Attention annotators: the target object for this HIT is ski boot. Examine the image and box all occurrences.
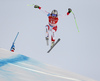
[45,36,49,46]
[51,41,55,48]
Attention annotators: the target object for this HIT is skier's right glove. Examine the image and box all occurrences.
[34,5,41,9]
[67,8,72,15]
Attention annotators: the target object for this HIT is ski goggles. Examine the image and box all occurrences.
[51,14,57,17]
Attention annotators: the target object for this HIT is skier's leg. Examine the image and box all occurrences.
[51,26,57,46]
[45,25,50,40]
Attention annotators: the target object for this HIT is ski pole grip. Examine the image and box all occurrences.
[67,8,72,15]
[68,8,72,13]
[34,5,41,9]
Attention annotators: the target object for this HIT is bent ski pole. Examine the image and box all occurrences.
[71,11,80,32]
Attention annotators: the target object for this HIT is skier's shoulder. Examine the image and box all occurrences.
[47,13,50,17]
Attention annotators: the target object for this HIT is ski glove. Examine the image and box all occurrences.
[67,8,72,15]
[34,5,41,9]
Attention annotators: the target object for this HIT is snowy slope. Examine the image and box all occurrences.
[0,48,96,81]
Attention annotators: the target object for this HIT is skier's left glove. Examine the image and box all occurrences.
[34,5,41,9]
[67,8,72,15]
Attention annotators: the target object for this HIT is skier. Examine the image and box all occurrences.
[34,5,72,47]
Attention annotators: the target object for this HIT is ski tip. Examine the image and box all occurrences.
[47,50,50,53]
[57,38,61,41]
[58,38,61,40]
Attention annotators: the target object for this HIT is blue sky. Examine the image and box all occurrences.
[0,0,100,81]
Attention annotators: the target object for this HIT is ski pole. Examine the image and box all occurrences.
[71,11,80,32]
[27,4,35,6]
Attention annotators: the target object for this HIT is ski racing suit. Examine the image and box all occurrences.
[45,13,58,42]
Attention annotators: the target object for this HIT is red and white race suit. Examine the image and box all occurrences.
[45,13,59,42]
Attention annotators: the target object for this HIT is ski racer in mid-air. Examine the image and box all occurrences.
[34,5,72,47]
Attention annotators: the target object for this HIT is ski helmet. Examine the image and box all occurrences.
[51,10,58,17]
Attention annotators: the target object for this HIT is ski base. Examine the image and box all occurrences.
[47,38,60,53]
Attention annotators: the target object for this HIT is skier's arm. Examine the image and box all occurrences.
[58,8,72,18]
[34,5,49,15]
[34,5,41,9]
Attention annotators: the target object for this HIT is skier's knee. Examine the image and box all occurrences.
[51,36,55,42]
[52,29,56,33]
[45,25,50,30]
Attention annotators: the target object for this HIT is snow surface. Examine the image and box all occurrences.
[0,48,96,81]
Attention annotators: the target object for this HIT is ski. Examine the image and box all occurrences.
[47,38,60,53]
[10,32,19,51]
